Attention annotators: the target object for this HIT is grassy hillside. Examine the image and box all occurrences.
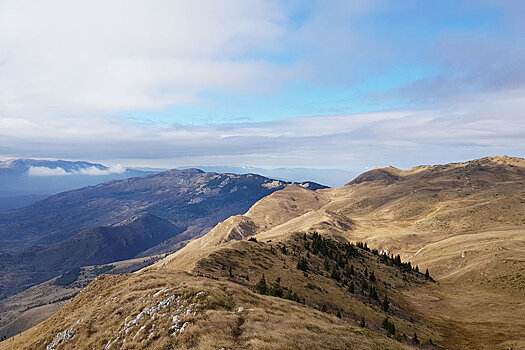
[2,156,523,349]
[0,270,416,350]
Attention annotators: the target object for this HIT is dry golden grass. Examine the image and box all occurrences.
[159,155,525,349]
[0,255,164,340]
[0,269,414,350]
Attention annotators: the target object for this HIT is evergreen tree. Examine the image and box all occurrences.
[425,268,430,280]
[255,275,268,295]
[360,317,366,328]
[369,270,376,282]
[269,277,284,298]
[381,296,390,312]
[362,278,369,291]
[331,267,341,281]
[324,259,330,271]
[369,286,379,301]
[281,244,287,255]
[297,256,309,272]
[413,332,420,345]
[382,317,396,335]
[350,264,355,275]
[395,254,402,265]
[348,282,355,294]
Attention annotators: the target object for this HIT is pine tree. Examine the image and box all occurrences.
[255,275,268,295]
[381,296,390,312]
[425,268,430,280]
[281,244,287,255]
[324,259,330,271]
[297,256,309,272]
[413,332,419,345]
[269,277,284,298]
[360,316,366,328]
[362,278,369,291]
[395,254,401,265]
[369,286,379,301]
[369,270,376,282]
[331,267,341,281]
[348,282,355,294]
[382,317,396,335]
[350,264,355,275]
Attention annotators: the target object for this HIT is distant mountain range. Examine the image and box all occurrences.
[0,159,157,211]
[179,165,354,188]
[0,159,350,211]
[0,167,326,299]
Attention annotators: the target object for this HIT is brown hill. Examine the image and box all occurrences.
[160,155,525,349]
[2,156,524,350]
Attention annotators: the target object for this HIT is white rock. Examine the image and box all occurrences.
[47,328,75,350]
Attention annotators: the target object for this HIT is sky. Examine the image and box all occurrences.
[0,0,524,175]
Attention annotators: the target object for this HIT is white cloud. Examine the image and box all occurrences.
[0,0,290,117]
[27,164,126,176]
[76,164,126,176]
[7,87,523,172]
[27,166,69,176]
[1,1,523,171]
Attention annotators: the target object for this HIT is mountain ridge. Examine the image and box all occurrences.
[0,168,326,300]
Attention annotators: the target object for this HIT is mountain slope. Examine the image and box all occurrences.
[0,169,325,299]
[162,155,525,349]
[0,269,416,350]
[0,255,162,341]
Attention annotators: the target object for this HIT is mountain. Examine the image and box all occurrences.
[179,165,354,188]
[171,155,523,349]
[0,159,157,211]
[0,168,326,299]
[2,156,523,349]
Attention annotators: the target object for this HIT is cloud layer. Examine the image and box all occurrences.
[27,164,126,177]
[6,90,524,172]
[0,1,523,170]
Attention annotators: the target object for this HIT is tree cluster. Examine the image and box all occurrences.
[255,275,301,303]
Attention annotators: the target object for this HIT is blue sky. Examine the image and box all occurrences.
[0,0,523,175]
